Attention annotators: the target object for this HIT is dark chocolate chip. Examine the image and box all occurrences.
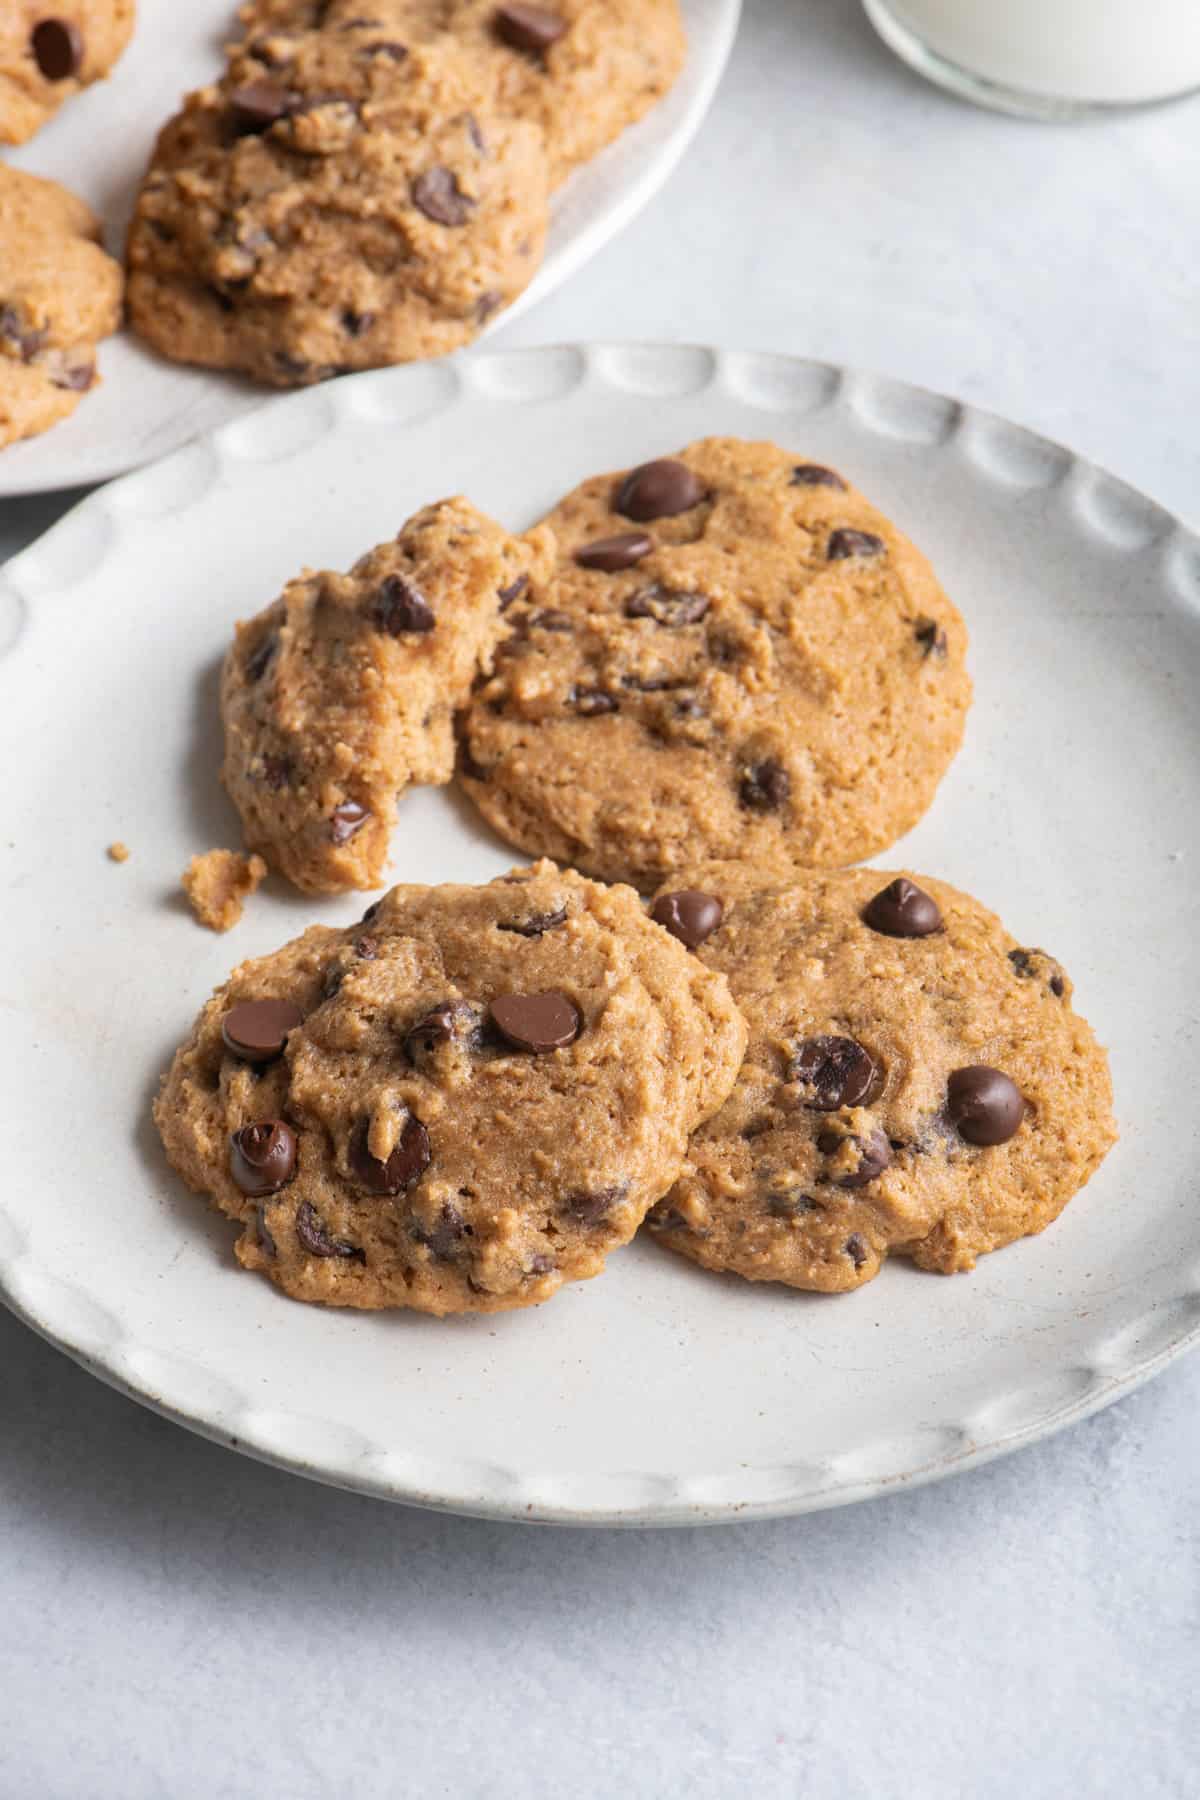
[914,616,948,659]
[31,18,84,80]
[488,991,581,1053]
[946,1066,1025,1147]
[498,907,567,938]
[230,1120,297,1196]
[766,1190,818,1218]
[0,305,44,362]
[296,1200,362,1259]
[330,801,369,844]
[221,998,303,1063]
[845,1232,870,1270]
[562,1185,625,1225]
[494,5,567,52]
[364,39,408,60]
[625,584,710,627]
[790,463,847,490]
[497,573,529,610]
[341,308,375,336]
[261,753,290,790]
[651,890,724,950]
[739,759,790,812]
[615,459,708,523]
[819,1127,892,1188]
[229,81,299,133]
[51,362,94,392]
[862,877,943,939]
[574,531,653,572]
[403,1000,487,1066]
[413,1201,467,1259]
[349,1112,431,1196]
[789,1036,882,1110]
[245,633,277,682]
[475,289,503,323]
[572,687,618,716]
[1008,947,1067,998]
[412,166,473,226]
[373,573,434,634]
[828,529,885,561]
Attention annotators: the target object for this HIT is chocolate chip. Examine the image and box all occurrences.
[562,1186,625,1225]
[245,634,277,682]
[31,18,83,80]
[498,908,567,938]
[230,1120,297,1196]
[789,1036,882,1110]
[0,305,44,362]
[341,308,375,336]
[364,39,407,60]
[819,1127,892,1188]
[403,1000,487,1066]
[529,608,574,632]
[738,759,790,812]
[261,753,290,790]
[827,529,885,561]
[651,890,724,950]
[791,463,847,490]
[845,1233,870,1270]
[221,999,303,1063]
[488,992,581,1053]
[526,1253,556,1275]
[862,877,943,939]
[330,801,369,844]
[296,1200,362,1259]
[372,574,434,634]
[574,532,653,572]
[362,901,381,923]
[914,616,948,659]
[475,289,503,323]
[494,4,567,52]
[349,1113,431,1196]
[1008,948,1066,998]
[625,584,711,627]
[497,573,529,610]
[572,687,618,716]
[229,81,299,133]
[946,1066,1025,1147]
[412,166,473,226]
[413,1201,467,1259]
[51,362,94,393]
[766,1190,818,1218]
[615,459,708,523]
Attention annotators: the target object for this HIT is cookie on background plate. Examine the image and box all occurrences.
[154,862,747,1315]
[0,165,123,448]
[0,3,135,144]
[644,863,1116,1291]
[459,437,972,889]
[221,498,554,894]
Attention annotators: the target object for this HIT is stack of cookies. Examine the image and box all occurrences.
[155,437,1117,1315]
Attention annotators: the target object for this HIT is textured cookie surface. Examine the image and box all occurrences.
[126,32,547,385]
[221,498,550,894]
[459,438,972,889]
[0,165,123,448]
[645,864,1116,1291]
[0,3,135,144]
[154,862,747,1314]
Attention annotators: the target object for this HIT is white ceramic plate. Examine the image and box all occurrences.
[2,343,1199,1526]
[0,0,739,497]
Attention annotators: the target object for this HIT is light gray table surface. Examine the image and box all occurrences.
[2,3,1197,1796]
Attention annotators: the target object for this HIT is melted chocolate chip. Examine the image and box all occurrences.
[497,573,529,610]
[819,1127,892,1188]
[845,1232,870,1270]
[738,759,790,812]
[229,81,299,133]
[572,687,618,716]
[789,1036,882,1110]
[574,532,653,572]
[31,18,84,80]
[651,890,724,950]
[625,584,711,627]
[946,1066,1025,1146]
[498,907,567,938]
[403,1000,484,1066]
[349,1113,431,1196]
[488,991,581,1053]
[790,463,847,490]
[412,166,473,226]
[221,999,303,1063]
[862,877,943,939]
[562,1185,625,1225]
[475,289,503,323]
[494,5,567,52]
[0,305,44,362]
[230,1120,297,1196]
[261,753,290,790]
[1008,948,1066,998]
[914,616,948,659]
[413,1201,467,1259]
[329,801,369,844]
[51,362,94,393]
[827,529,885,561]
[615,459,708,523]
[296,1200,362,1259]
[341,308,375,336]
[373,573,434,634]
[766,1190,818,1218]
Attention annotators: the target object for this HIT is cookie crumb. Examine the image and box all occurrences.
[107,841,131,863]
[182,849,268,932]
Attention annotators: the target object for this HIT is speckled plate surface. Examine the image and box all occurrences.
[1,343,1197,1525]
[0,0,739,497]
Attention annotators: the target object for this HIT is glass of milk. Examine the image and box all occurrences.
[862,0,1200,116]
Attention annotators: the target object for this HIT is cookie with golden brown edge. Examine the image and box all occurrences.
[221,498,553,894]
[644,864,1116,1291]
[0,3,135,144]
[458,438,972,889]
[154,861,747,1314]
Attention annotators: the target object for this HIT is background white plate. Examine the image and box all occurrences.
[0,0,739,497]
[1,342,1198,1526]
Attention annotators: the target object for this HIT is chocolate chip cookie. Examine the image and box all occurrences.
[154,861,747,1314]
[458,438,973,889]
[0,165,123,448]
[0,4,135,144]
[644,864,1116,1291]
[126,31,548,385]
[221,498,552,894]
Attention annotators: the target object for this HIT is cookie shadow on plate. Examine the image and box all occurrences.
[181,651,244,851]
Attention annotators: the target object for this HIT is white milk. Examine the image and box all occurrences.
[875,0,1200,105]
